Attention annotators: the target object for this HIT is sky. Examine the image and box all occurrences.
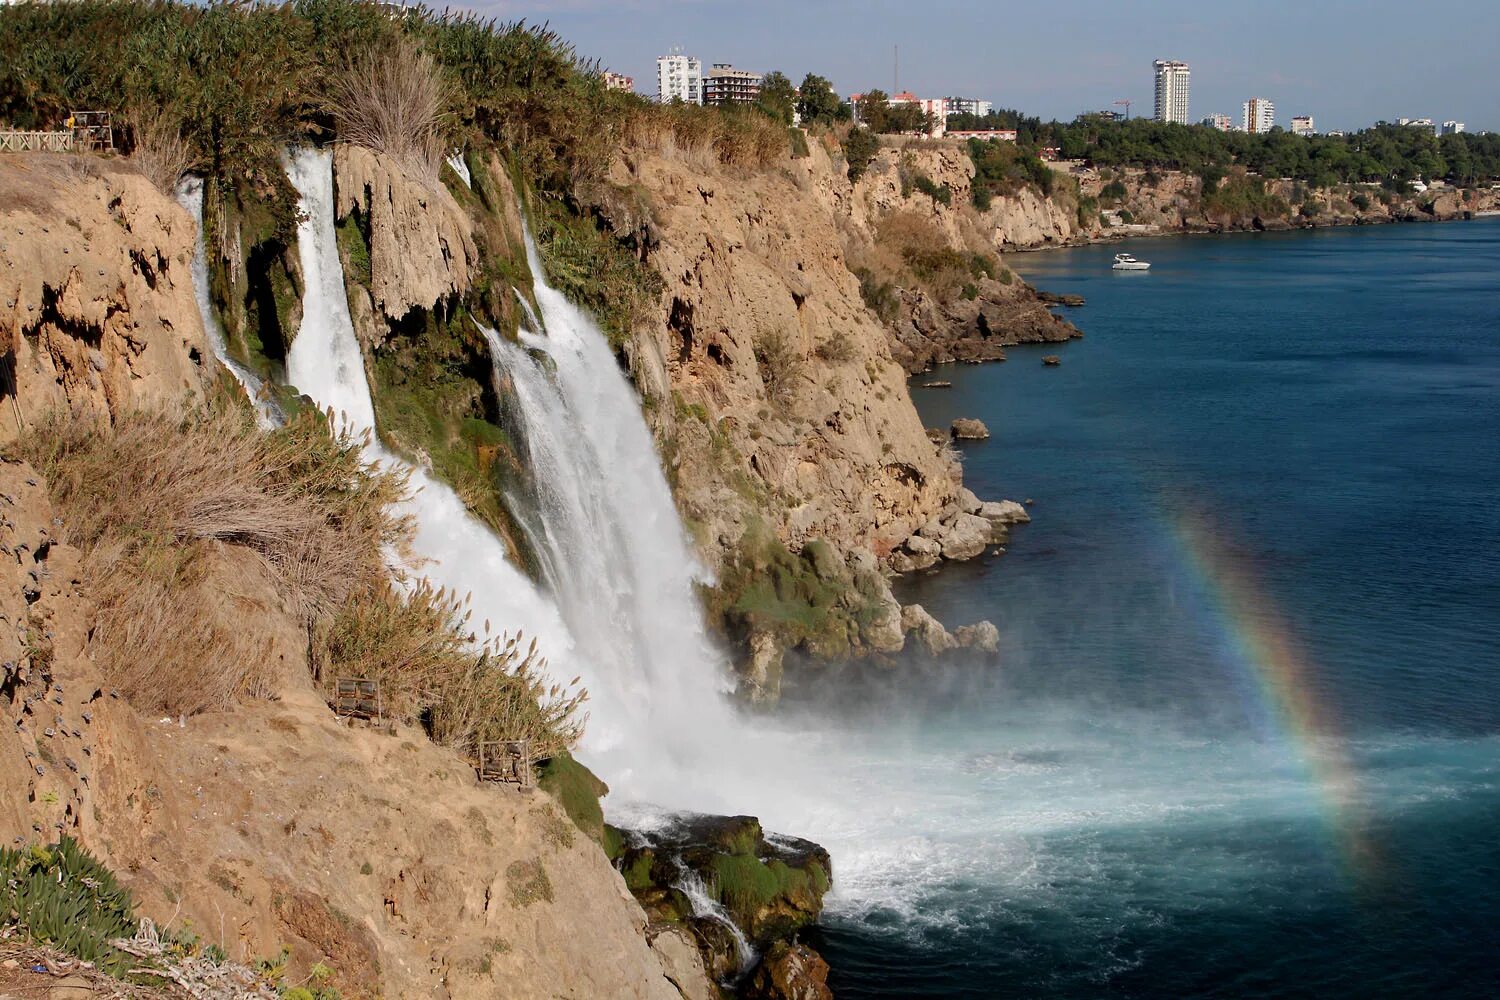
[461,0,1499,133]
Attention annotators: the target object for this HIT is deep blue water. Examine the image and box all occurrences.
[796,222,1500,999]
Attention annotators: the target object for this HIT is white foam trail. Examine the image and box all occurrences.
[174,177,278,428]
[446,151,472,189]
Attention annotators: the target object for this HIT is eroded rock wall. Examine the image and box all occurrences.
[0,156,211,444]
[611,142,958,567]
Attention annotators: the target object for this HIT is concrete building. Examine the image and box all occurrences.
[656,51,703,104]
[1153,60,1191,124]
[947,129,1017,142]
[603,72,634,94]
[703,64,762,106]
[1442,120,1466,135]
[944,97,993,119]
[1290,115,1315,136]
[1201,113,1235,132]
[1242,97,1275,134]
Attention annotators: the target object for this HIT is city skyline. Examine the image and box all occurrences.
[466,0,1499,133]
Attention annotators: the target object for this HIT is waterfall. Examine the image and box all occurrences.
[174,177,279,428]
[481,231,758,804]
[279,145,820,825]
[281,144,575,696]
[673,864,757,972]
[445,151,472,189]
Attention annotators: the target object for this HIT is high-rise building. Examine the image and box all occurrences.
[1290,115,1315,136]
[656,51,703,104]
[703,64,762,106]
[1201,113,1235,132]
[1153,60,1191,124]
[944,97,993,119]
[1442,120,1466,135]
[1242,97,1275,134]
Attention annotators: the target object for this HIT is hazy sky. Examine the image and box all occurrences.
[466,0,1498,132]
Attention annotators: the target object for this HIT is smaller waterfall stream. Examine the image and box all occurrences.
[175,177,279,427]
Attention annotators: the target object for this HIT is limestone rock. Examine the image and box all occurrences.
[939,512,992,561]
[333,145,479,325]
[747,941,834,1000]
[742,628,786,704]
[859,577,906,653]
[954,620,1001,653]
[650,925,717,1000]
[979,499,1030,525]
[957,487,983,514]
[901,604,957,655]
[0,158,211,447]
[951,418,991,440]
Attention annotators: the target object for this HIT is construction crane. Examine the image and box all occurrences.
[1113,99,1132,120]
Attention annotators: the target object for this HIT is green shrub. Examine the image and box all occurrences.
[911,173,952,206]
[788,127,810,159]
[1351,192,1371,211]
[1100,179,1128,202]
[0,838,137,974]
[842,126,879,180]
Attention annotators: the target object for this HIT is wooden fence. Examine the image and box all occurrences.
[0,131,75,153]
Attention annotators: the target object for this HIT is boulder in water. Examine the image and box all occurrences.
[1042,355,1061,366]
[902,604,958,655]
[979,499,1030,525]
[939,512,992,561]
[955,620,1001,653]
[950,417,991,440]
[747,941,834,1000]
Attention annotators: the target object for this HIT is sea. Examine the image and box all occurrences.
[781,220,1500,998]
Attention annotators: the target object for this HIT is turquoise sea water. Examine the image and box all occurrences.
[791,221,1500,998]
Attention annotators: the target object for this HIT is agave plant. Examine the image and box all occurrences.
[0,836,138,974]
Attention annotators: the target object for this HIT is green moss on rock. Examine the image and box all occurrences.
[536,752,610,850]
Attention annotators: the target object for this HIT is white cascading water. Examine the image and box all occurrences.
[445,151,472,189]
[175,177,279,427]
[280,145,577,694]
[280,145,810,818]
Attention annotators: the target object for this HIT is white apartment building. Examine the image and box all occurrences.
[1201,113,1235,132]
[1153,60,1191,124]
[1442,120,1466,135]
[656,51,703,105]
[944,97,993,119]
[1290,115,1315,136]
[1242,97,1275,134]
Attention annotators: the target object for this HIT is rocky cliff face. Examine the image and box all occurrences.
[0,156,211,444]
[609,143,958,566]
[844,144,1079,372]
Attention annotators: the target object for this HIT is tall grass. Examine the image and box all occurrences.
[325,38,452,185]
[19,405,587,757]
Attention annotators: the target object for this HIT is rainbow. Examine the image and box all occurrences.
[1163,503,1381,880]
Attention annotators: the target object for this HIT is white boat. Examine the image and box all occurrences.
[1112,252,1151,271]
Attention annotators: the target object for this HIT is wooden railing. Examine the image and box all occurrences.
[0,131,75,153]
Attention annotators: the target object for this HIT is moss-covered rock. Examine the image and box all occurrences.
[536,752,611,851]
[614,813,831,952]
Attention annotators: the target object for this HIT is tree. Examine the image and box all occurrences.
[843,126,878,180]
[856,88,890,133]
[755,71,795,125]
[796,72,842,126]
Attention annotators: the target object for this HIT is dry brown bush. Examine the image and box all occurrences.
[325,38,452,184]
[620,103,786,170]
[128,107,192,194]
[22,406,403,713]
[22,404,588,758]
